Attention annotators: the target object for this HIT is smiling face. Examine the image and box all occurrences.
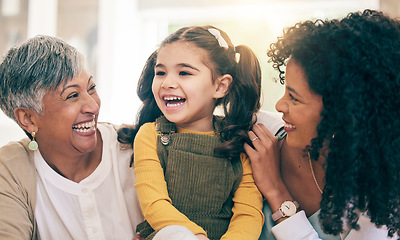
[275,58,323,149]
[33,71,101,157]
[152,41,224,131]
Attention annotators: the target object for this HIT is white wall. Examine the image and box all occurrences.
[0,0,380,146]
[0,0,59,146]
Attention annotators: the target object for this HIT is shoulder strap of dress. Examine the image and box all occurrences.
[155,116,176,134]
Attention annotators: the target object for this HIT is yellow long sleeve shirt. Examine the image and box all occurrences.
[134,122,264,239]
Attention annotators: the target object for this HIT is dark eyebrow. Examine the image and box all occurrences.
[154,63,200,72]
[60,75,93,95]
[88,75,94,84]
[286,85,300,97]
[178,63,200,72]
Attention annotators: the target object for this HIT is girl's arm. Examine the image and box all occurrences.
[134,123,206,236]
[220,153,264,240]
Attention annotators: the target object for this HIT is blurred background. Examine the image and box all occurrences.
[0,0,398,146]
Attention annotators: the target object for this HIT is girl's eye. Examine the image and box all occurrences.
[66,93,78,100]
[155,71,165,76]
[289,93,299,102]
[179,71,191,76]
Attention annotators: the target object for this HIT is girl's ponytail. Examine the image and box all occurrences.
[216,45,262,158]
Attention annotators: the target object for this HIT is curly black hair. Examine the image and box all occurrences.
[268,9,400,238]
[118,25,261,161]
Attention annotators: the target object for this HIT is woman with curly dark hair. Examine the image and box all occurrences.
[245,9,400,239]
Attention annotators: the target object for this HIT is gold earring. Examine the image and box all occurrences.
[28,131,38,151]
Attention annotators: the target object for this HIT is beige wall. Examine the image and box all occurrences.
[380,0,400,17]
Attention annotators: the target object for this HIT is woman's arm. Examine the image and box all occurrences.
[245,123,294,218]
[0,142,37,239]
[244,124,324,240]
[271,211,321,240]
[134,123,206,236]
[0,171,35,239]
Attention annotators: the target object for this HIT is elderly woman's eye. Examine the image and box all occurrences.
[66,93,78,99]
[88,84,96,92]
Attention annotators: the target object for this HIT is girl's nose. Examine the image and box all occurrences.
[161,76,177,89]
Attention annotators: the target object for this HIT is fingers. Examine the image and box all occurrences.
[248,124,276,149]
[244,134,258,155]
[250,135,259,142]
[247,130,261,149]
[253,123,277,142]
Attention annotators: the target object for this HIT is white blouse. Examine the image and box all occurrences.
[271,211,395,240]
[34,123,143,240]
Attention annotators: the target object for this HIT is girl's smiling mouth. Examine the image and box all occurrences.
[163,96,186,107]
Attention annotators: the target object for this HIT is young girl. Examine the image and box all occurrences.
[119,25,264,240]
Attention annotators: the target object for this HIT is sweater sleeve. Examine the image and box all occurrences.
[221,153,264,240]
[0,140,37,240]
[133,123,206,236]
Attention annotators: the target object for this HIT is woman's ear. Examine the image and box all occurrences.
[213,74,233,99]
[14,108,38,134]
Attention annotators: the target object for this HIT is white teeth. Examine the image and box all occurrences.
[163,96,185,107]
[72,119,96,132]
[164,96,183,101]
[75,127,95,133]
[166,102,184,107]
[284,122,296,129]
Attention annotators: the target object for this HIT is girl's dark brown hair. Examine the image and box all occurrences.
[118,25,261,160]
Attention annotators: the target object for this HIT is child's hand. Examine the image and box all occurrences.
[195,234,210,240]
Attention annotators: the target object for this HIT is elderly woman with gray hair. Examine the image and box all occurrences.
[0,35,144,239]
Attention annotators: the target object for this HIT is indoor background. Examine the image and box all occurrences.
[0,0,398,146]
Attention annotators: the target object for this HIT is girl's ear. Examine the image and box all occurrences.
[14,108,39,134]
[213,74,233,99]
